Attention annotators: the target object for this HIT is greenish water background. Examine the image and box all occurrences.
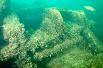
[10,0,103,42]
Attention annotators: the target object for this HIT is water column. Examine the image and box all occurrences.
[0,0,10,46]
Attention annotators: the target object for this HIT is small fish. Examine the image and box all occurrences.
[84,6,96,12]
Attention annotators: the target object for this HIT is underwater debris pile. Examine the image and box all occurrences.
[3,14,26,46]
[0,8,103,68]
[47,48,93,68]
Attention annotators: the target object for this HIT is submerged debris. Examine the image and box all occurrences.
[3,14,26,46]
[47,48,93,68]
[0,7,103,68]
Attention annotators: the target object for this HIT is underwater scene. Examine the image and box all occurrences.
[0,0,103,68]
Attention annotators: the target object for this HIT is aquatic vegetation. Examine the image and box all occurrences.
[0,7,103,68]
[82,28,103,54]
[46,48,93,68]
[47,49,103,68]
[89,53,103,68]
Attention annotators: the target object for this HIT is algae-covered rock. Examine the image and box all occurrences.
[0,14,37,68]
[60,10,87,26]
[27,8,67,50]
[90,53,103,68]
[82,28,103,54]
[41,8,65,36]
[3,14,26,46]
[0,14,26,61]
[46,48,93,68]
[0,7,103,68]
[27,8,83,61]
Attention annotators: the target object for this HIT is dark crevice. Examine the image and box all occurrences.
[0,58,17,68]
